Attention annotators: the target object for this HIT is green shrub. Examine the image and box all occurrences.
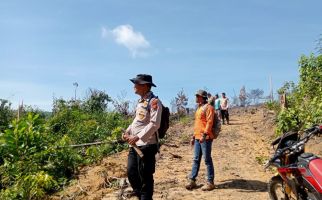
[276,54,322,134]
[264,101,280,112]
[0,106,130,198]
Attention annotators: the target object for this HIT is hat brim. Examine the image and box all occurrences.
[195,94,207,98]
[195,92,208,98]
[130,78,156,87]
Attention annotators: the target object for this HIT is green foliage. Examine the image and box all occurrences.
[41,136,82,179]
[264,101,280,112]
[0,113,48,163]
[276,109,299,134]
[178,115,193,126]
[298,55,322,99]
[0,92,131,199]
[0,114,82,199]
[0,171,58,200]
[85,146,102,163]
[170,112,183,121]
[83,89,112,113]
[276,54,322,134]
[255,156,268,165]
[50,96,130,144]
[277,81,296,95]
[0,99,14,133]
[18,105,52,123]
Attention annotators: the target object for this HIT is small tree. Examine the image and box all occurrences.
[175,89,188,115]
[113,91,130,116]
[247,89,264,105]
[239,86,247,107]
[176,89,188,114]
[83,89,112,113]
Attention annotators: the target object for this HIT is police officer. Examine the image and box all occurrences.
[122,74,162,200]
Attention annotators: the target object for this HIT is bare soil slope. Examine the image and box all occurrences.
[50,106,321,200]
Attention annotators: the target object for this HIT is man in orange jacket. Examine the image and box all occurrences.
[185,89,216,191]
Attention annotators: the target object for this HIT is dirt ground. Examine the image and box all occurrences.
[50,106,322,200]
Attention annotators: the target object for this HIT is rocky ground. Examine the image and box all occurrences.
[50,106,322,200]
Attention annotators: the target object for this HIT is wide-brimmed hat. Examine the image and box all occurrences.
[130,74,156,87]
[195,89,208,98]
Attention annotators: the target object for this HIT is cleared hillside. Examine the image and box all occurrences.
[50,106,322,200]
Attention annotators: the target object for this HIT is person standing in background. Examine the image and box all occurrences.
[207,92,215,106]
[214,94,221,122]
[220,92,229,125]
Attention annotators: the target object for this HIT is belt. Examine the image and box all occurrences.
[137,143,157,149]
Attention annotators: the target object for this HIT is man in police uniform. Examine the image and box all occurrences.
[122,74,162,200]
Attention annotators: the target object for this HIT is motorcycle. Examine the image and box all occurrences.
[265,125,322,200]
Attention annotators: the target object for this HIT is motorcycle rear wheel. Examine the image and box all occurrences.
[268,176,290,200]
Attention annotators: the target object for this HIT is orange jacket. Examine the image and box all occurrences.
[194,104,215,140]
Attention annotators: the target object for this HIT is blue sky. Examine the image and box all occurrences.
[1,0,321,111]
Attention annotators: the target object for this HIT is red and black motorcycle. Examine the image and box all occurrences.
[265,125,322,200]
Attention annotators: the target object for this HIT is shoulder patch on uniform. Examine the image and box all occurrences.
[151,98,159,110]
[143,100,148,107]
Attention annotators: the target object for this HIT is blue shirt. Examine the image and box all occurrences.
[215,99,221,110]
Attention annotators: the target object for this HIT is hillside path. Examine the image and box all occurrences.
[52,107,322,200]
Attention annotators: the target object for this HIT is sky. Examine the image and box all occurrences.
[1,0,322,111]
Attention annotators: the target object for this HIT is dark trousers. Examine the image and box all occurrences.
[127,144,158,200]
[220,109,229,124]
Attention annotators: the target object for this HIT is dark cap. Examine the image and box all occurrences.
[195,89,208,98]
[130,74,156,87]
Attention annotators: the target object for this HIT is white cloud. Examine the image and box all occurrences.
[101,25,151,58]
